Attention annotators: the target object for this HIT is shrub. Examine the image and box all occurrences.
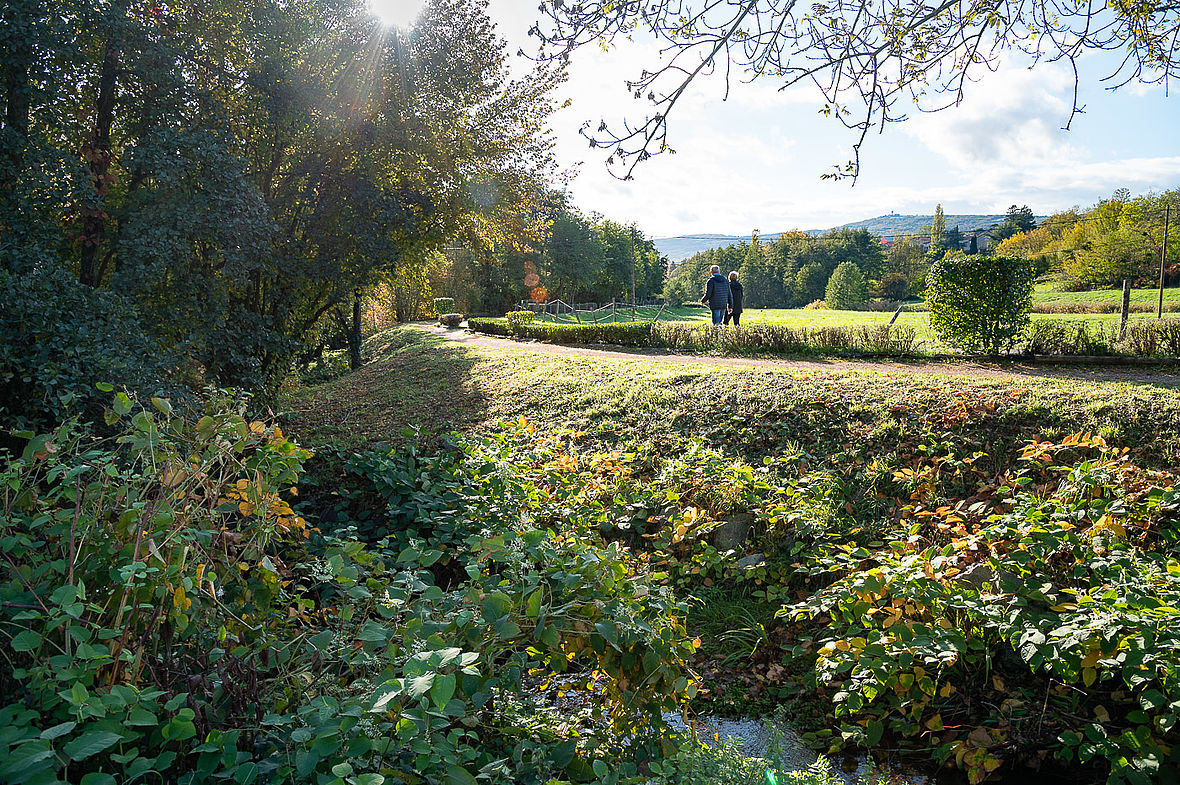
[516,321,655,346]
[506,310,537,330]
[653,323,917,356]
[0,400,698,784]
[926,255,1035,354]
[0,265,176,430]
[432,296,455,316]
[824,262,868,310]
[803,299,826,310]
[438,312,464,327]
[467,317,512,336]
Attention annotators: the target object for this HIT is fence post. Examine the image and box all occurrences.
[612,300,616,323]
[887,304,904,328]
[1120,279,1130,341]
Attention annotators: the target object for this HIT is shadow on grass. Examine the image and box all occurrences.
[281,326,486,448]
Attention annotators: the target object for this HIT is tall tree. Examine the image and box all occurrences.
[930,205,946,252]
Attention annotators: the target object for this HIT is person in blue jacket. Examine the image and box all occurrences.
[700,265,732,326]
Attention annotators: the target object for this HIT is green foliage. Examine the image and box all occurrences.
[664,229,885,309]
[926,255,1035,354]
[0,399,698,784]
[433,298,456,316]
[823,262,868,310]
[506,311,538,330]
[0,266,174,430]
[654,323,917,356]
[438,313,465,327]
[466,317,512,336]
[785,434,1180,785]
[877,272,910,301]
[1,0,566,409]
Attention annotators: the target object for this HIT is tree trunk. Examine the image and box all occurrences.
[349,289,363,370]
[79,39,119,286]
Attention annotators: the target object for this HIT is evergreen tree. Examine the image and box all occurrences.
[824,261,868,309]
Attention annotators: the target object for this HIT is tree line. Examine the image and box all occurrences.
[663,205,1045,309]
[433,195,666,311]
[994,189,1178,288]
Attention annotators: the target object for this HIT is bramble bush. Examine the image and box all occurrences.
[926,255,1035,354]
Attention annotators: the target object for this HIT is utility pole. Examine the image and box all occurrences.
[629,229,637,321]
[1160,204,1170,319]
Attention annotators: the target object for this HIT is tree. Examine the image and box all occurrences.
[926,255,1035,354]
[930,205,946,252]
[825,262,868,310]
[1,0,565,407]
[532,1,1177,178]
[993,205,1038,242]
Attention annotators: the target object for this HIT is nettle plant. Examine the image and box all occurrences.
[785,433,1180,785]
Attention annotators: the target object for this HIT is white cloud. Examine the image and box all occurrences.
[488,1,1180,237]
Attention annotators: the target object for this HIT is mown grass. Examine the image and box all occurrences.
[540,304,1178,351]
[283,325,1180,468]
[1033,282,1180,306]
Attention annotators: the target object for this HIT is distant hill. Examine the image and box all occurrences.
[655,213,1033,262]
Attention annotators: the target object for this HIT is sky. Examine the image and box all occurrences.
[473,2,1180,239]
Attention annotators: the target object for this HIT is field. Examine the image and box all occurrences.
[536,302,1175,351]
[1033,282,1180,308]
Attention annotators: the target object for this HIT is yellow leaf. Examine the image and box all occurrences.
[1082,667,1097,687]
[834,640,850,652]
[1081,647,1102,668]
[1093,705,1111,723]
[925,713,944,731]
[991,675,1006,692]
[939,682,956,698]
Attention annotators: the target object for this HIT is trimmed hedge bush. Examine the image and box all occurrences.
[438,312,464,327]
[927,255,1035,354]
[506,310,537,330]
[432,297,455,316]
[467,317,511,336]
[655,323,918,355]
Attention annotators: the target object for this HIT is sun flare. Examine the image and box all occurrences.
[368,0,425,29]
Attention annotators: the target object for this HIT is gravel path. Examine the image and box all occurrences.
[424,325,1180,386]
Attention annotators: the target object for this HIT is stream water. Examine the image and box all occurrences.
[662,712,934,785]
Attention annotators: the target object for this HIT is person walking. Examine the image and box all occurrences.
[700,265,732,326]
[723,271,743,326]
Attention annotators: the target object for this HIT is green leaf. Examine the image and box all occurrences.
[63,730,123,761]
[446,765,477,785]
[40,721,77,740]
[81,775,117,785]
[1140,689,1167,710]
[11,630,41,653]
[406,672,434,701]
[355,775,385,785]
[431,673,456,710]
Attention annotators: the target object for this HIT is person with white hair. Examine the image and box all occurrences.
[700,264,732,326]
[723,270,743,326]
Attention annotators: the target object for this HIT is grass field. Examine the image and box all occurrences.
[1033,282,1180,307]
[285,325,1180,461]
[537,303,1176,350]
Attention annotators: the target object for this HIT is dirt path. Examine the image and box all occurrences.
[424,325,1180,386]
